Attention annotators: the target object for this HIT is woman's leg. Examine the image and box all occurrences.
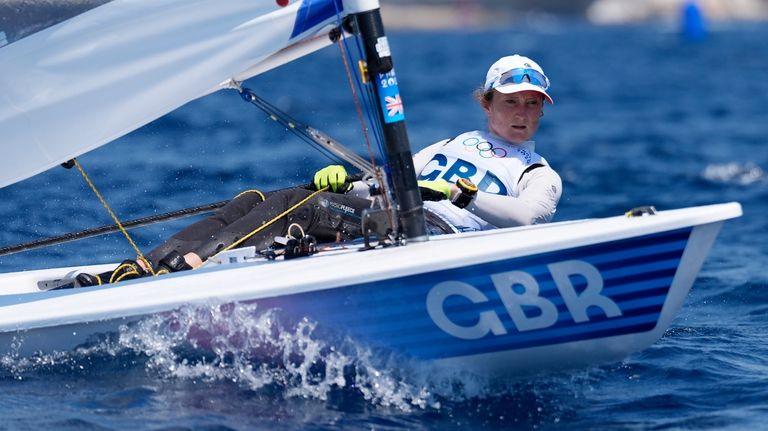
[144,190,269,269]
[74,188,371,285]
[188,188,374,263]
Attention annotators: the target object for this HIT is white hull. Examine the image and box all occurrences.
[0,202,742,375]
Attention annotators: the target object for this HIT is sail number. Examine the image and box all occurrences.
[426,260,622,340]
[380,74,398,88]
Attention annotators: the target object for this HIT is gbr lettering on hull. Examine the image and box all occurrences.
[426,260,622,340]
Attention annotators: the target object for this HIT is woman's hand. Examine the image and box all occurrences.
[313,165,352,193]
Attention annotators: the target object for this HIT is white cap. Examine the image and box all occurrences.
[484,55,553,104]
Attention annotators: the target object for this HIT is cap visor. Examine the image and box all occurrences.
[494,83,553,104]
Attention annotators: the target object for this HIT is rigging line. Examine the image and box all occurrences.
[334,7,384,150]
[360,78,387,171]
[346,30,400,193]
[345,20,387,157]
[316,5,376,170]
[254,106,341,165]
[0,200,228,257]
[245,95,327,150]
[334,34,395,226]
[329,9,386,167]
[244,96,334,162]
[69,159,156,276]
[248,95,367,170]
[240,88,375,175]
[335,33,378,170]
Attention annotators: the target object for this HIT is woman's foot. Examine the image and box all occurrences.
[75,259,147,287]
[156,250,194,273]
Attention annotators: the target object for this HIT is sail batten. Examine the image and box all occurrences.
[0,0,362,189]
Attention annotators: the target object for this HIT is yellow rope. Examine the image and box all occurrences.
[214,186,328,256]
[111,263,141,283]
[114,269,141,283]
[71,159,156,276]
[74,157,320,272]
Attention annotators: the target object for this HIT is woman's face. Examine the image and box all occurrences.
[482,90,544,144]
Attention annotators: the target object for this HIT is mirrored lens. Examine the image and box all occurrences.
[495,68,550,91]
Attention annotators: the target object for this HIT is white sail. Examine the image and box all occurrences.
[0,0,374,189]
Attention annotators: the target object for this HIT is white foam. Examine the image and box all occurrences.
[702,162,764,185]
[114,303,439,411]
[1,303,580,411]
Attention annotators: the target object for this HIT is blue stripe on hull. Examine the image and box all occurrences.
[255,228,692,360]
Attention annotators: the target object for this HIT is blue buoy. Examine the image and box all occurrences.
[681,0,707,41]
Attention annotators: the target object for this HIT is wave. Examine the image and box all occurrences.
[2,304,482,411]
[5,300,765,428]
[0,303,607,420]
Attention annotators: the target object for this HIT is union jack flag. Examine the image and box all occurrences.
[385,94,404,118]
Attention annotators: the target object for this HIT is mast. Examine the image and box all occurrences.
[352,8,428,243]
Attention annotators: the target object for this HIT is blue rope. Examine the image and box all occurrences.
[333,4,388,168]
[348,29,387,162]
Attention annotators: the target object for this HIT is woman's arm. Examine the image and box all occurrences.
[465,166,562,227]
[412,139,451,174]
[346,139,450,199]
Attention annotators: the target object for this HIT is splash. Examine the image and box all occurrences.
[112,302,446,411]
[0,302,590,419]
[702,162,764,186]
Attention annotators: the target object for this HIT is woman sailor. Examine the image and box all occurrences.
[414,54,561,232]
[74,54,562,286]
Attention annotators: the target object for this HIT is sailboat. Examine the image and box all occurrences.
[0,0,742,376]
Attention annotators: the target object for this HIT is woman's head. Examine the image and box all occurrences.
[476,55,552,144]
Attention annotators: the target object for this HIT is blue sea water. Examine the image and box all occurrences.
[1,21,767,430]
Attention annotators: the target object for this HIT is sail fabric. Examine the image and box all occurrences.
[0,0,359,189]
[0,0,113,47]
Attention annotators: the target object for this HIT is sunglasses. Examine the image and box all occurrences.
[489,68,550,91]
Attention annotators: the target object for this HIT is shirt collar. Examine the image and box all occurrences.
[484,130,536,152]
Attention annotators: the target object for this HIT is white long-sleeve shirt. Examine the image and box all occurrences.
[412,130,562,230]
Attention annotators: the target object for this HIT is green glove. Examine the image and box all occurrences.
[313,165,351,193]
[417,179,451,201]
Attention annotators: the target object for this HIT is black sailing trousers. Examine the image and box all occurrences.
[144,187,374,268]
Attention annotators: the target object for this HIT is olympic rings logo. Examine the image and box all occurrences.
[462,137,507,158]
